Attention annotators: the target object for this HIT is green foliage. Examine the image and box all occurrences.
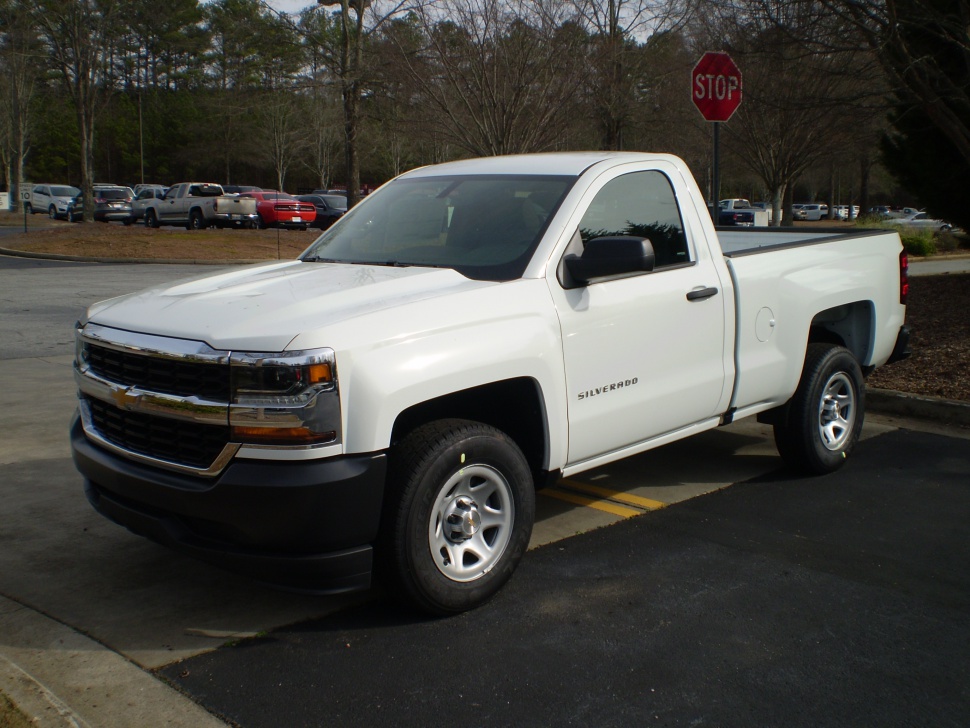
[879,0,970,232]
[899,228,937,257]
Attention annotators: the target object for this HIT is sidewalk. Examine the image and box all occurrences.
[0,596,229,728]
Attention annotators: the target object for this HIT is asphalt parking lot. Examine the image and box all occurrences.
[1,255,969,727]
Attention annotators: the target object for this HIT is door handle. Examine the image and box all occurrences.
[686,286,719,301]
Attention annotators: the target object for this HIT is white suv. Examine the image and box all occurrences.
[27,184,81,219]
[793,203,829,221]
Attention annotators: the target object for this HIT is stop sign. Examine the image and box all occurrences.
[692,52,742,122]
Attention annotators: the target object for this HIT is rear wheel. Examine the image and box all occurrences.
[187,209,207,230]
[382,419,535,615]
[773,344,864,474]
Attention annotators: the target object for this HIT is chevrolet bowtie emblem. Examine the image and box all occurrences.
[111,386,140,410]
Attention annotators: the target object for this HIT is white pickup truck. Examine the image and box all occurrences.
[142,182,258,229]
[71,152,909,614]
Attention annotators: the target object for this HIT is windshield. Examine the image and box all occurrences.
[301,174,573,282]
[52,186,80,197]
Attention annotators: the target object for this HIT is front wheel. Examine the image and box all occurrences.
[48,205,58,220]
[774,344,864,474]
[24,203,33,215]
[382,419,535,615]
[144,209,159,228]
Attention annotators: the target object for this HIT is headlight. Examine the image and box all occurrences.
[230,348,341,447]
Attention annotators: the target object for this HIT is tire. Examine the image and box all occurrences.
[144,209,159,228]
[773,343,864,475]
[24,203,32,215]
[48,205,58,220]
[255,214,265,230]
[187,209,207,230]
[382,419,535,615]
[122,216,133,226]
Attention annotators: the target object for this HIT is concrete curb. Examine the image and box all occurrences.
[0,246,262,266]
[868,388,970,427]
[0,596,229,728]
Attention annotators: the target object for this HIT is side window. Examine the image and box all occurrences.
[578,171,690,268]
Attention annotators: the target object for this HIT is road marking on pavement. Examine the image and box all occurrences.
[541,479,667,518]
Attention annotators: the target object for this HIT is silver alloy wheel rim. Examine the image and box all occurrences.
[428,463,514,583]
[817,371,855,451]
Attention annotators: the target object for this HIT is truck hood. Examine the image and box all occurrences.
[86,261,496,351]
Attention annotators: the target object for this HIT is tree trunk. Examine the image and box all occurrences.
[343,79,360,208]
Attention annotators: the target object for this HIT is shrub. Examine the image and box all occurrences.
[936,231,959,252]
[899,229,937,257]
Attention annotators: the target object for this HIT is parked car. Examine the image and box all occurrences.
[69,151,910,614]
[26,184,81,219]
[297,194,347,229]
[833,205,860,221]
[240,191,317,230]
[125,186,169,225]
[890,212,954,233]
[717,198,769,227]
[141,182,258,229]
[90,187,134,222]
[793,203,829,221]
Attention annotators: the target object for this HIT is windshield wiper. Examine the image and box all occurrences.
[301,256,341,263]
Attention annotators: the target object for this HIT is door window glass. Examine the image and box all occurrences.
[578,171,690,268]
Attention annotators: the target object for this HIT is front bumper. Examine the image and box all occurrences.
[71,416,387,593]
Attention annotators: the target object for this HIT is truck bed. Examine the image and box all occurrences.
[717,227,887,256]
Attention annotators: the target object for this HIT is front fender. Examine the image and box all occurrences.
[306,280,568,471]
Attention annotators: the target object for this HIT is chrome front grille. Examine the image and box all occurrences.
[75,323,238,476]
[85,343,230,400]
[85,397,231,470]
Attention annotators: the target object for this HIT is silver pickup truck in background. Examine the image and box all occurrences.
[142,182,258,230]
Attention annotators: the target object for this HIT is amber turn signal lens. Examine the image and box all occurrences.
[231,426,337,445]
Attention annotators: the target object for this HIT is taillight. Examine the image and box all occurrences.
[899,249,909,305]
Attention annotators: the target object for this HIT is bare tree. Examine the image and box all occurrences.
[572,0,692,150]
[690,1,880,225]
[0,0,41,210]
[32,0,120,221]
[307,0,418,207]
[299,87,344,190]
[392,0,588,157]
[820,0,970,166]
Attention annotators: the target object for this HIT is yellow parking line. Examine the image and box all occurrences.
[542,488,642,518]
[560,479,667,511]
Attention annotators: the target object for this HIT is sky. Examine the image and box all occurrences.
[265,0,318,13]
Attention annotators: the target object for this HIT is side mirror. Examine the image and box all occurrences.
[564,236,655,286]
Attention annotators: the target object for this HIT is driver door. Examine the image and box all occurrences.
[549,167,730,466]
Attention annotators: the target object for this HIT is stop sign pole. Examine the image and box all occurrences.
[692,52,742,217]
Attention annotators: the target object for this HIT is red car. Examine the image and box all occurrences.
[241,191,316,230]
